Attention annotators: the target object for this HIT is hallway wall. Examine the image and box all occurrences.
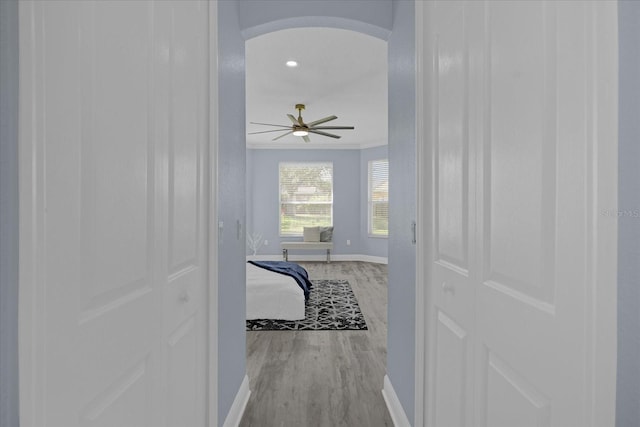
[617,2,640,426]
[217,1,248,424]
[0,1,19,426]
[386,0,417,422]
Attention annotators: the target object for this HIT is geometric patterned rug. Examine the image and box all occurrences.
[246,279,368,331]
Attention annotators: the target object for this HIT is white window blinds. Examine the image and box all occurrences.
[279,162,333,236]
[368,159,388,237]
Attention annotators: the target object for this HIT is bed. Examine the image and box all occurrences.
[246,261,311,321]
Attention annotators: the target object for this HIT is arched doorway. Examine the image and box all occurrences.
[215,2,418,425]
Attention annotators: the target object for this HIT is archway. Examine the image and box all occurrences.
[215,1,418,425]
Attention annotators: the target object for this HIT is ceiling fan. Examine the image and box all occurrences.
[248,104,354,142]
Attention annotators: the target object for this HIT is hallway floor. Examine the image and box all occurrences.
[240,261,393,427]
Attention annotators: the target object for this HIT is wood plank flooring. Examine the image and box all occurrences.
[240,261,393,427]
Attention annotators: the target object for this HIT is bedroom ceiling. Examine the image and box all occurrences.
[246,28,388,150]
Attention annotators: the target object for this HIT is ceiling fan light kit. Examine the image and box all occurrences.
[249,104,355,143]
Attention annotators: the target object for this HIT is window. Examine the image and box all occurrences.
[279,162,333,236]
[368,159,388,237]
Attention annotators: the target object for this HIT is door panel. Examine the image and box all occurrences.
[78,0,155,324]
[167,317,199,427]
[436,1,469,271]
[19,2,210,426]
[81,359,150,427]
[163,3,208,425]
[477,2,585,426]
[430,3,475,426]
[423,1,617,426]
[434,311,468,427]
[484,1,556,303]
[168,2,203,275]
[485,350,551,427]
[37,3,161,425]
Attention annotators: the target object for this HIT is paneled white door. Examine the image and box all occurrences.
[421,1,617,426]
[19,2,211,426]
[428,3,476,426]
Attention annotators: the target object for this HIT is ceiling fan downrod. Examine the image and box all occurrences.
[295,104,306,125]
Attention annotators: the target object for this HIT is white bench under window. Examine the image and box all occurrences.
[280,226,334,263]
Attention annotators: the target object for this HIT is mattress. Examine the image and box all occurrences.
[246,262,306,321]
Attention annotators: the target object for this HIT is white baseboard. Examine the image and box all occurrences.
[352,254,388,264]
[246,254,281,261]
[382,375,411,427]
[246,254,388,264]
[222,375,251,427]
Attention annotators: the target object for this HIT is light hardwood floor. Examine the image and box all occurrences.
[240,261,393,427]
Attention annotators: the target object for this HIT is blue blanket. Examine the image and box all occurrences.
[248,261,313,300]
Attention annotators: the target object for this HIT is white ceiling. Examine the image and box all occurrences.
[245,27,388,150]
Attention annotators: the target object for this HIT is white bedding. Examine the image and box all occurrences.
[246,262,306,321]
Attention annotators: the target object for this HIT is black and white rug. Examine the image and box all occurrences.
[246,279,368,331]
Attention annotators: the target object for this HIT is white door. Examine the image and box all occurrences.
[420,1,617,426]
[19,1,211,426]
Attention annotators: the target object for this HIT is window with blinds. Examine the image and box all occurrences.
[368,159,388,237]
[279,162,333,236]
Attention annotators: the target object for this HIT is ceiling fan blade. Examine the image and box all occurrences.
[302,135,311,143]
[308,130,341,139]
[307,115,337,127]
[309,126,355,130]
[249,122,292,128]
[286,114,299,125]
[272,130,294,141]
[248,129,292,135]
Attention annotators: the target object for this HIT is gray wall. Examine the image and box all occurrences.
[360,145,389,258]
[617,2,640,426]
[0,1,20,427]
[246,148,389,259]
[386,0,416,422]
[247,149,361,256]
[217,2,248,424]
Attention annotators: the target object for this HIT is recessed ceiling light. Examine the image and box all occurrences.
[286,60,298,67]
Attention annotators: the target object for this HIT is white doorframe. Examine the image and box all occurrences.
[207,2,219,426]
[413,1,619,425]
[414,1,430,426]
[587,3,619,424]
